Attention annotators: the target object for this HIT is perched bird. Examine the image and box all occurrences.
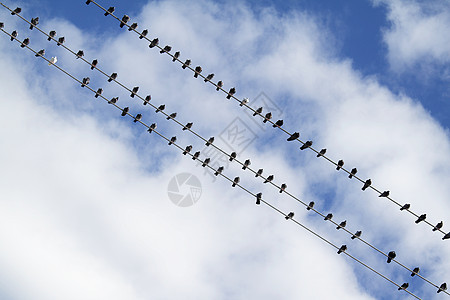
[166,112,177,120]
[387,251,396,263]
[240,98,249,106]
[348,168,357,178]
[94,88,103,98]
[411,267,420,277]
[10,30,18,41]
[130,86,139,98]
[337,245,347,254]
[194,66,202,78]
[35,49,45,57]
[273,120,283,128]
[437,283,447,293]
[121,107,129,116]
[336,160,344,170]
[255,168,263,177]
[192,151,200,160]
[242,159,251,170]
[182,59,191,69]
[202,158,210,167]
[214,166,224,176]
[144,95,151,105]
[182,122,193,131]
[229,152,237,162]
[398,283,409,291]
[133,114,142,123]
[76,50,84,59]
[279,183,287,193]
[205,137,214,146]
[47,30,56,41]
[216,80,223,91]
[182,145,192,155]
[48,56,57,66]
[324,213,333,221]
[253,107,263,116]
[400,203,411,211]
[415,214,426,224]
[172,51,180,61]
[232,177,240,187]
[300,141,312,150]
[155,104,165,113]
[57,36,65,46]
[81,77,90,87]
[226,87,236,99]
[128,23,138,31]
[30,17,39,30]
[149,38,159,48]
[285,212,294,220]
[139,29,148,39]
[108,97,118,104]
[168,136,176,145]
[306,201,315,210]
[105,7,115,16]
[433,221,443,231]
[287,132,300,141]
[351,231,362,240]
[90,59,98,70]
[256,193,262,205]
[160,45,172,54]
[147,123,157,133]
[0,23,3,29]
[379,191,390,197]
[204,73,214,82]
[85,0,91,4]
[336,220,347,230]
[108,72,118,82]
[20,38,29,48]
[362,179,372,191]
[317,148,326,157]
[263,175,274,184]
[11,7,21,15]
[119,15,130,28]
[263,112,272,123]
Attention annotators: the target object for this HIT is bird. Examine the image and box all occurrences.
[130,86,139,98]
[337,245,347,254]
[128,23,138,31]
[226,88,236,99]
[166,112,177,120]
[229,152,237,162]
[264,175,274,183]
[35,49,45,57]
[205,137,214,146]
[0,22,3,29]
[57,36,65,46]
[149,38,159,48]
[192,151,200,160]
[442,232,450,240]
[433,221,443,231]
[11,7,21,15]
[204,73,214,82]
[144,95,151,105]
[194,66,202,78]
[242,159,251,170]
[182,59,191,69]
[202,158,210,167]
[415,214,426,224]
[168,136,176,145]
[81,77,90,87]
[398,283,409,291]
[148,123,157,133]
[324,213,333,221]
[255,169,263,177]
[139,29,148,39]
[90,59,98,70]
[253,107,263,116]
[119,15,130,28]
[263,112,272,123]
[279,183,287,193]
[76,50,84,59]
[85,0,91,4]
[336,160,344,170]
[387,251,396,263]
[240,98,249,106]
[172,51,180,62]
[256,193,262,205]
[182,145,192,155]
[108,73,117,82]
[30,17,39,30]
[379,191,390,197]
[285,212,294,220]
[306,201,315,210]
[273,120,283,128]
[10,30,18,41]
[216,81,223,91]
[411,267,420,277]
[348,168,357,178]
[155,105,165,113]
[182,122,193,131]
[108,97,118,104]
[133,114,142,123]
[336,220,347,230]
[105,7,115,16]
[287,132,300,141]
[300,141,312,150]
[400,203,410,211]
[214,166,224,176]
[232,177,240,187]
[351,231,362,240]
[48,56,57,66]
[317,148,326,157]
[121,107,129,116]
[94,88,103,98]
[362,179,372,191]
[47,30,56,41]
[20,38,29,48]
[437,283,447,293]
[160,45,172,54]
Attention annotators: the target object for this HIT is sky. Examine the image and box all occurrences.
[0,0,449,299]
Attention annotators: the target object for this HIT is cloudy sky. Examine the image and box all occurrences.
[1,0,449,299]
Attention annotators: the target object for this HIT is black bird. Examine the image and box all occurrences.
[155,105,165,113]
[255,169,263,177]
[285,212,294,220]
[232,177,240,187]
[216,80,223,91]
[166,112,177,120]
[306,201,314,210]
[35,49,45,57]
[121,107,129,116]
[433,221,443,231]
[202,158,210,167]
[149,38,159,48]
[214,166,224,176]
[48,30,56,41]
[337,245,347,254]
[273,120,283,128]
[144,95,151,105]
[20,38,29,48]
[57,36,65,46]
[91,59,98,70]
[226,88,236,99]
[437,283,447,293]
[108,72,117,82]
[204,73,214,82]
[336,220,347,230]
[160,45,172,54]
[279,183,287,193]
[130,86,139,98]
[182,59,191,69]
[11,7,21,15]
[240,98,249,106]
[287,132,300,141]
[263,112,272,123]
[317,148,326,157]
[148,123,157,133]
[253,107,263,116]
[411,267,420,277]
[108,97,118,104]
[415,214,426,224]
[76,50,84,59]
[387,251,396,263]
[400,203,411,211]
[85,0,91,4]
[192,151,200,160]
[120,15,130,28]
[242,159,251,170]
[139,29,148,39]
[0,23,3,29]
[362,179,372,191]
[205,137,214,146]
[379,191,390,197]
[336,160,344,170]
[264,175,274,183]
[351,231,362,240]
[168,136,176,145]
[300,141,312,150]
[128,23,138,31]
[182,122,193,131]
[194,66,202,78]
[105,7,115,16]
[81,77,90,87]
[349,168,357,178]
[182,145,192,155]
[94,88,103,98]
[172,51,180,61]
[398,283,409,291]
[30,17,39,30]
[134,114,142,123]
[229,152,237,162]
[10,30,18,41]
[256,193,262,205]
[324,213,333,221]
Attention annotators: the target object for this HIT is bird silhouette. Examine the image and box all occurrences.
[119,15,130,28]
[306,201,315,210]
[105,7,115,16]
[214,166,224,176]
[202,158,210,167]
[130,86,139,98]
[379,191,390,197]
[148,123,157,133]
[121,107,129,116]
[192,151,200,160]
[351,231,362,240]
[263,112,272,123]
[336,220,347,230]
[57,36,65,46]
[182,122,193,131]
[108,72,117,82]
[81,77,90,87]
[226,88,236,99]
[400,203,410,211]
[279,183,287,193]
[194,66,202,78]
[108,97,118,104]
[149,38,159,48]
[11,7,21,15]
[168,136,176,145]
[285,212,294,220]
[90,59,98,70]
[35,49,45,57]
[287,132,300,141]
[362,179,372,191]
[160,45,172,54]
[94,88,103,98]
[144,95,151,105]
[229,152,237,161]
[437,283,447,293]
[134,114,142,123]
[76,50,84,59]
[324,213,333,221]
[30,17,39,30]
[128,23,138,31]
[10,30,17,41]
[182,145,192,155]
[232,177,240,187]
[204,73,214,82]
[172,51,180,61]
[155,105,165,113]
[242,159,251,170]
[387,251,396,263]
[317,148,326,157]
[255,169,263,177]
[166,112,177,120]
[300,141,312,150]
[273,120,283,128]
[205,137,214,146]
[256,193,262,205]
[398,283,409,291]
[348,168,357,178]
[433,221,443,231]
[216,81,223,91]
[264,175,274,183]
[182,59,191,69]
[415,214,426,224]
[20,38,29,48]
[337,245,347,254]
[411,267,420,277]
[253,107,263,116]
[47,30,56,41]
[139,29,148,39]
[336,160,344,170]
